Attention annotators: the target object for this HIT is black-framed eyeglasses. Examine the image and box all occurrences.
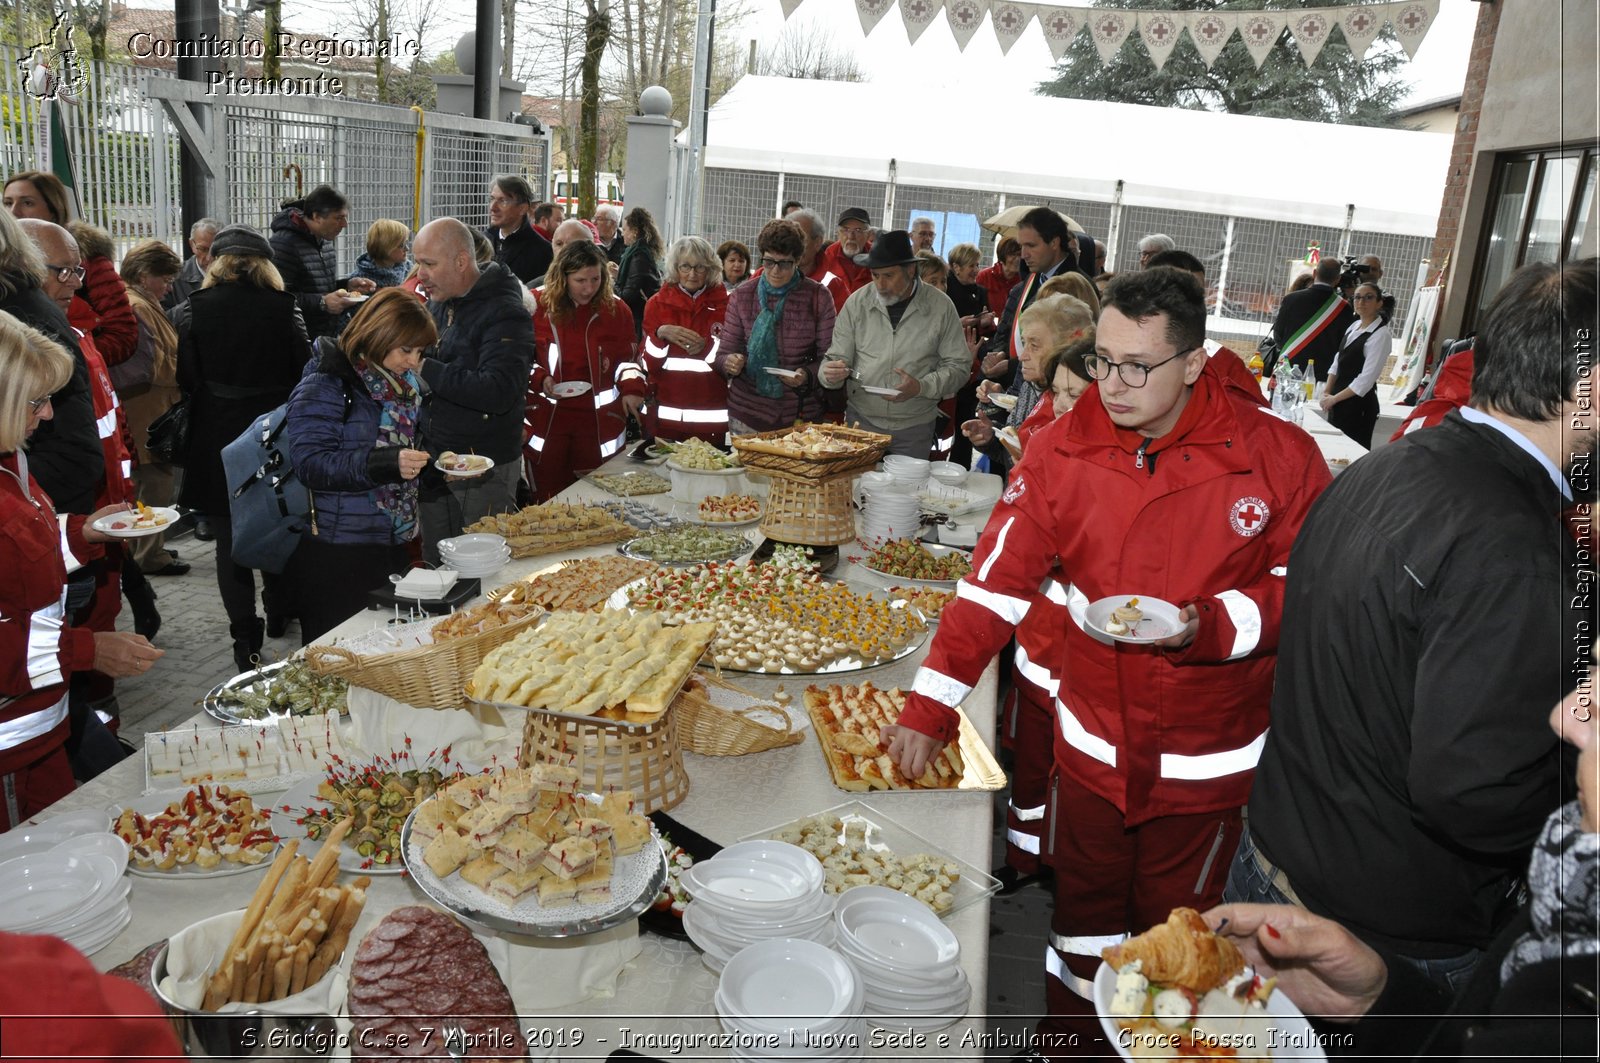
[761,257,797,270]
[46,262,85,283]
[837,226,868,239]
[676,263,710,274]
[1082,348,1194,388]
[27,395,52,412]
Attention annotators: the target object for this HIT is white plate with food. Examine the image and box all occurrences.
[996,425,1021,450]
[987,393,1018,412]
[690,494,763,527]
[113,788,279,878]
[550,380,594,399]
[91,505,179,538]
[764,367,804,382]
[860,540,972,588]
[1083,595,1184,644]
[435,452,495,477]
[861,385,901,397]
[342,291,370,303]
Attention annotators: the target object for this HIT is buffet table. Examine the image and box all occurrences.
[29,452,1004,1059]
[1300,408,1371,473]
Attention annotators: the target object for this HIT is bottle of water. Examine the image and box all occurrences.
[1287,364,1306,416]
[1270,359,1293,414]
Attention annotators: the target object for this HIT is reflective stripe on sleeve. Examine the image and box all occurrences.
[656,405,728,424]
[643,336,671,359]
[26,596,68,689]
[661,357,715,373]
[1013,644,1059,699]
[57,516,82,571]
[0,693,69,749]
[1216,589,1262,659]
[976,516,1014,581]
[1006,828,1041,854]
[599,432,626,458]
[525,432,547,453]
[1043,946,1098,1000]
[593,387,622,409]
[1010,801,1045,822]
[1055,696,1116,767]
[94,408,117,439]
[954,580,1030,625]
[1160,729,1268,780]
[911,667,973,708]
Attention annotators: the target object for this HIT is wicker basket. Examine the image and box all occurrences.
[519,710,689,813]
[759,474,857,546]
[673,675,805,756]
[303,613,540,710]
[731,424,889,480]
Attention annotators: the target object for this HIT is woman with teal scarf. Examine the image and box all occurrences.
[284,289,438,643]
[713,218,839,434]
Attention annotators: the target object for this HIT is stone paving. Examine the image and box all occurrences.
[104,526,1053,1042]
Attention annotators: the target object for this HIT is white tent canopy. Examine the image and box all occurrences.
[701,76,1450,237]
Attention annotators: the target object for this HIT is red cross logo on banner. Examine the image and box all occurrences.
[1051,15,1073,36]
[1229,497,1270,538]
[1148,19,1172,43]
[1401,8,1424,31]
[1000,9,1019,30]
[910,0,930,19]
[1350,11,1374,33]
[1096,15,1126,38]
[956,5,975,26]
[1196,17,1224,42]
[1247,18,1273,43]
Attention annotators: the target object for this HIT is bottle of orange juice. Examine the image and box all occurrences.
[1247,349,1265,380]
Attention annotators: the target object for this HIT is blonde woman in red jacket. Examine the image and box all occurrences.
[525,241,643,500]
[641,236,729,444]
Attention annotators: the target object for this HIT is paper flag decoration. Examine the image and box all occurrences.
[1338,1,1387,59]
[900,0,945,45]
[946,0,989,51]
[855,0,896,36]
[1289,9,1335,67]
[1039,6,1082,61]
[1138,11,1183,72]
[779,0,807,18]
[1238,10,1285,70]
[991,2,1035,54]
[1185,10,1236,70]
[1088,7,1136,64]
[1390,0,1440,59]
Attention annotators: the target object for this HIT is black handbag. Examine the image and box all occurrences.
[146,397,191,464]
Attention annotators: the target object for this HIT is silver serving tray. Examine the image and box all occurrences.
[200,661,349,726]
[399,804,668,937]
[618,530,755,566]
[860,542,974,588]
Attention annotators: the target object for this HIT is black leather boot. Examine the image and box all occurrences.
[230,618,265,673]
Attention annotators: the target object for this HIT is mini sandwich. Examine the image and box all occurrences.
[410,800,455,846]
[460,854,509,889]
[611,813,651,856]
[493,827,550,872]
[488,865,545,905]
[542,836,599,881]
[574,850,614,905]
[531,762,581,793]
[490,769,537,814]
[537,871,578,906]
[517,808,568,844]
[570,817,614,848]
[444,775,494,809]
[423,830,471,878]
[460,801,519,848]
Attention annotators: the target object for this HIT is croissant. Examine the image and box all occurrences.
[1101,907,1244,992]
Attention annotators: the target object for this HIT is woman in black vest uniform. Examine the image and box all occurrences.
[1320,282,1392,448]
[174,225,312,669]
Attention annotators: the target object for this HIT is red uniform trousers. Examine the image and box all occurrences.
[527,406,605,502]
[1000,669,1054,876]
[0,721,75,832]
[1037,766,1242,1057]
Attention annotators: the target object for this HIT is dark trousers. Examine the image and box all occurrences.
[285,535,411,644]
[209,514,288,631]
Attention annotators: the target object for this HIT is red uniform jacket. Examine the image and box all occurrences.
[0,453,100,742]
[899,365,1332,824]
[641,283,730,443]
[64,312,133,505]
[526,298,644,465]
[1393,348,1473,441]
[819,241,870,293]
[976,262,1017,317]
[805,261,852,313]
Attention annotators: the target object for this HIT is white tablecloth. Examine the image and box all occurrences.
[33,452,1002,1059]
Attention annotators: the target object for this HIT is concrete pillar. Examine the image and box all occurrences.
[626,87,680,237]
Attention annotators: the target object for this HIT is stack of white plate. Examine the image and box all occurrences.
[882,455,931,493]
[680,841,834,973]
[437,533,510,579]
[859,472,924,547]
[717,938,866,1063]
[834,886,970,1033]
[0,837,132,956]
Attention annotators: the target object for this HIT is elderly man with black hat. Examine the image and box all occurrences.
[818,230,971,458]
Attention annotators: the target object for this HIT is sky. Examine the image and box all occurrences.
[171,0,1476,109]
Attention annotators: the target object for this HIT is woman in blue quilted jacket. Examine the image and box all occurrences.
[284,288,437,643]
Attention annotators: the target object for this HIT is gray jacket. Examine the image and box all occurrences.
[820,280,971,429]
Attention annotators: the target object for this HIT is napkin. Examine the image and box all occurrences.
[344,687,521,768]
[391,569,457,599]
[159,909,340,1015]
[490,921,643,1010]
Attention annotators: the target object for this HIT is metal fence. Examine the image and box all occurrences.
[1,44,549,273]
[702,163,1431,350]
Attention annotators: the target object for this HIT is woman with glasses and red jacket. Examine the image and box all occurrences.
[524,241,644,500]
[641,236,729,444]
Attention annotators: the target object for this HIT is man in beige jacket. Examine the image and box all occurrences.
[819,230,972,457]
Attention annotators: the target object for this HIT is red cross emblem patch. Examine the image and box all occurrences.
[1229,496,1269,537]
[1002,475,1027,505]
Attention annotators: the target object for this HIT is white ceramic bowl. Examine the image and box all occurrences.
[928,461,969,486]
[719,938,858,1026]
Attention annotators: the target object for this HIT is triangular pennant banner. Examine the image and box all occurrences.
[1390,0,1440,59]
[779,0,806,18]
[1138,11,1183,72]
[1238,10,1284,70]
[855,0,895,36]
[946,0,989,51]
[991,2,1034,55]
[1338,2,1386,59]
[1087,6,1136,64]
[899,0,944,44]
[1039,7,1083,62]
[1185,10,1236,70]
[1289,9,1335,67]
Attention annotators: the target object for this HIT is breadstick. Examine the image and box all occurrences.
[259,855,308,936]
[305,817,354,888]
[229,947,247,1003]
[265,936,284,999]
[272,951,293,1001]
[288,941,311,995]
[306,885,366,986]
[224,840,298,970]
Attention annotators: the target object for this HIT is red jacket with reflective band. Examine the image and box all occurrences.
[804,262,852,313]
[898,365,1332,823]
[819,242,870,293]
[64,313,133,506]
[525,298,643,461]
[640,283,730,442]
[1393,348,1473,441]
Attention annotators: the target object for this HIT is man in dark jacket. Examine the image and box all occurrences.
[269,185,373,340]
[486,176,550,285]
[410,218,535,563]
[1265,255,1352,382]
[161,217,219,314]
[1228,259,1597,994]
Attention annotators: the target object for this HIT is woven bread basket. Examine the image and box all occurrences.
[730,423,889,480]
[519,710,689,813]
[303,612,540,710]
[758,475,857,546]
[672,675,804,756]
